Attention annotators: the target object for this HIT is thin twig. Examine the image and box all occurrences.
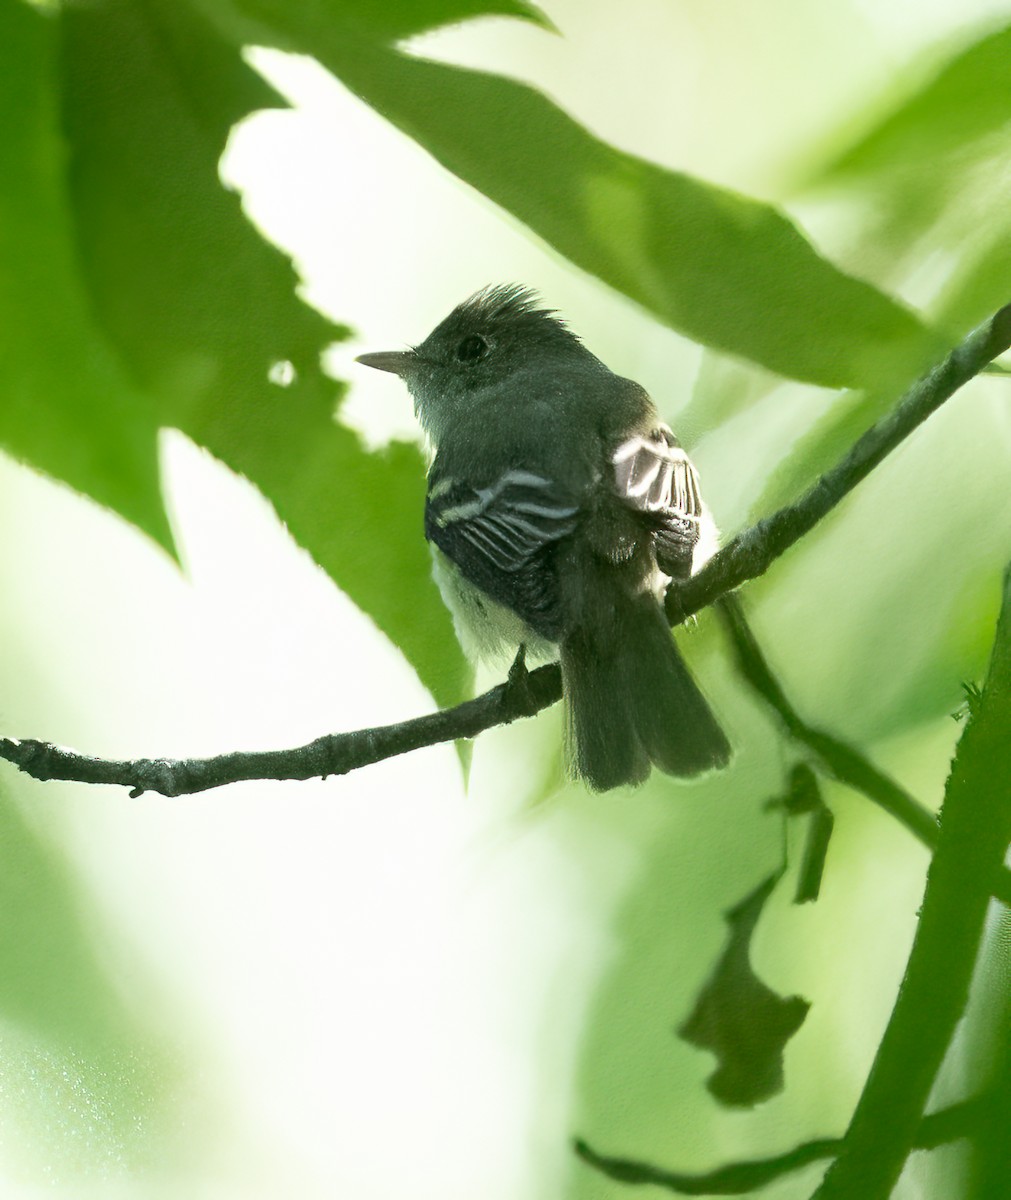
[717,595,936,844]
[574,1096,981,1195]
[1,304,1009,798]
[717,594,1011,907]
[667,301,1011,623]
[0,669,560,798]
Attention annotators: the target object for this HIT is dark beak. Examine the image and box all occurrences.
[355,349,417,376]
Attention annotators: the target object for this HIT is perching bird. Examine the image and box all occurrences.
[357,285,729,790]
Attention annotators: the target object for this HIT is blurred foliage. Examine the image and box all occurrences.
[0,780,176,1171]
[229,0,552,43]
[0,0,988,714]
[3,0,467,708]
[312,39,939,392]
[68,0,474,708]
[0,0,168,547]
[0,0,1009,1196]
[677,870,810,1108]
[198,0,942,392]
[750,17,1011,521]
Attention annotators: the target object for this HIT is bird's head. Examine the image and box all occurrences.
[356,284,585,440]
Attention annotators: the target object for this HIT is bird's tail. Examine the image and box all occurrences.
[559,592,729,791]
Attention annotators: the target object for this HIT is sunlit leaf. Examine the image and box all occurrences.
[750,389,879,519]
[936,223,1011,337]
[0,0,170,550]
[678,871,809,1107]
[806,20,1011,337]
[192,1,940,392]
[333,42,940,391]
[736,22,1011,497]
[817,23,1011,184]
[58,0,468,706]
[231,0,550,44]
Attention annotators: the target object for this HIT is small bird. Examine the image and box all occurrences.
[357,285,730,790]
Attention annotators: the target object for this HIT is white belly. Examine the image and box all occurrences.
[430,548,555,666]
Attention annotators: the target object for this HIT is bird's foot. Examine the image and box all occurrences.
[503,643,539,717]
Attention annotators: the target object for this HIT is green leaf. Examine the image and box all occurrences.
[230,0,550,45]
[328,39,940,392]
[726,22,1011,494]
[677,871,809,1108]
[200,1,939,392]
[805,20,1011,341]
[58,0,468,706]
[750,388,879,519]
[0,0,170,551]
[818,23,1011,185]
[935,221,1011,338]
[810,564,1011,1199]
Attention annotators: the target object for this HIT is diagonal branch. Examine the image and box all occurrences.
[1,304,1009,798]
[717,594,1011,906]
[717,594,937,844]
[667,301,1011,622]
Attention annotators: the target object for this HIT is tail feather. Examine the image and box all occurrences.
[560,594,729,791]
[562,623,651,791]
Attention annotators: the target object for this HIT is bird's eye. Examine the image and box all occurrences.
[456,334,489,363]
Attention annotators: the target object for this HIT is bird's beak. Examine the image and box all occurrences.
[355,349,417,376]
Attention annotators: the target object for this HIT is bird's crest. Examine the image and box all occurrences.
[457,284,576,337]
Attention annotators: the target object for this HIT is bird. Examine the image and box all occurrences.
[357,284,730,790]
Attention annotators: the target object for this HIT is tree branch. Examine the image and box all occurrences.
[1,303,1009,798]
[717,594,1011,907]
[0,667,562,798]
[810,561,1011,1199]
[717,594,937,844]
[574,1096,982,1195]
[667,301,1011,623]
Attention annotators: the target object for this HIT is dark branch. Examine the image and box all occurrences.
[574,1096,982,1195]
[717,594,936,843]
[0,666,563,798]
[1,304,1009,798]
[717,594,1011,906]
[667,301,1011,623]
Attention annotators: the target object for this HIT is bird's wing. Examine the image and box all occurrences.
[425,468,580,638]
[611,427,702,578]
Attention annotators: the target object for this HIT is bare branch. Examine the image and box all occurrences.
[717,594,1011,906]
[574,1096,982,1195]
[1,303,1009,798]
[0,666,561,797]
[667,301,1011,623]
[717,594,937,843]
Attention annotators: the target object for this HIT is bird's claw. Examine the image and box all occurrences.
[504,644,539,717]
